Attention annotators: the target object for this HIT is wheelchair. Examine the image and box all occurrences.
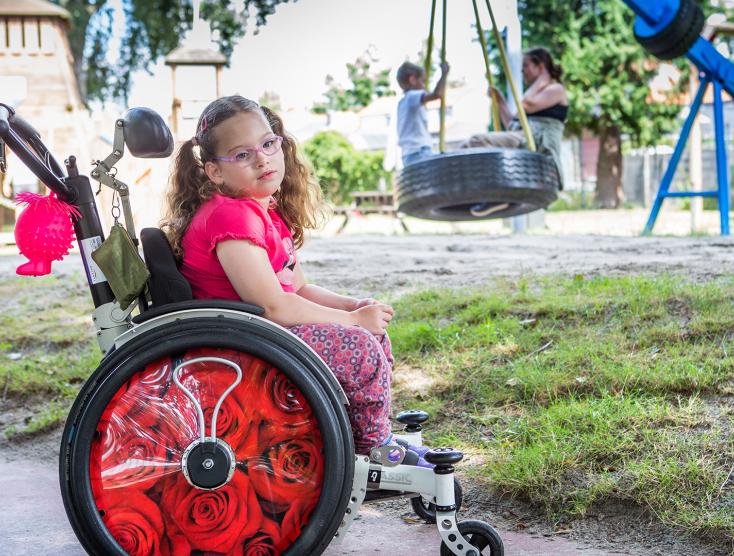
[0,103,503,555]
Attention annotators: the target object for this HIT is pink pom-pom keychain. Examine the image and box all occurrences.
[14,191,80,276]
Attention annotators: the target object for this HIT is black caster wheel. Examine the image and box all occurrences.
[440,519,504,556]
[410,477,463,523]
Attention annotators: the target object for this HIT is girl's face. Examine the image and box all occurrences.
[204,111,285,205]
[522,56,543,85]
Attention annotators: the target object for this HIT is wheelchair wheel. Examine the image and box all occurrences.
[411,477,463,523]
[440,520,504,556]
[60,316,354,556]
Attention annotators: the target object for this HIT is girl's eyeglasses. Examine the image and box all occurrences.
[214,136,283,167]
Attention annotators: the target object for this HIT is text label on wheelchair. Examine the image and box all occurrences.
[369,469,414,487]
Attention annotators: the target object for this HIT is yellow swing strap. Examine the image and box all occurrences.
[484,0,536,151]
[471,0,502,132]
[424,0,437,83]
[438,0,448,152]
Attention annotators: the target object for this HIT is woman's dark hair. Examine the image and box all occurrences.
[525,47,563,82]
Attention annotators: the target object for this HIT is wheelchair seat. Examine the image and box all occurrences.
[139,227,193,306]
[136,227,264,322]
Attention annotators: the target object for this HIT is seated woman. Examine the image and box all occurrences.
[462,47,568,216]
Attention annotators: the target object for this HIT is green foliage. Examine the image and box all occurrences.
[302,131,390,205]
[312,51,394,113]
[53,0,293,102]
[0,273,97,439]
[258,90,282,112]
[518,0,687,147]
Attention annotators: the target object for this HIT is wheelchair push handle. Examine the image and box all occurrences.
[0,103,75,203]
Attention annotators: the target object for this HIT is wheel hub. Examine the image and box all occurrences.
[181,438,236,490]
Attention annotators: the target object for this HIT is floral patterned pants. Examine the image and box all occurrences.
[288,324,393,455]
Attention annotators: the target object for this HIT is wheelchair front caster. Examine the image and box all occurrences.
[411,476,463,523]
[439,519,504,556]
[396,409,429,433]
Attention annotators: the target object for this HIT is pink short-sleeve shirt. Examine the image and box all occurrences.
[180,193,297,300]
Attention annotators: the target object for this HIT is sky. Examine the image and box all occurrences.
[124,0,522,116]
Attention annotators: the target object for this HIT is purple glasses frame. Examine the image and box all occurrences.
[213,135,283,166]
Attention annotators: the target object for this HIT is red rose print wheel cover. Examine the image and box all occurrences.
[89,348,324,556]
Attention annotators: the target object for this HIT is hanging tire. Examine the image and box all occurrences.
[440,519,504,556]
[411,477,463,523]
[395,149,560,221]
[60,316,354,556]
[634,0,704,60]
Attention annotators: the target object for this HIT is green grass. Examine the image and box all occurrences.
[389,275,734,539]
[0,273,96,438]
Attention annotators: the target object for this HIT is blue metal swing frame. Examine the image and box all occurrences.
[621,0,734,235]
[643,76,730,235]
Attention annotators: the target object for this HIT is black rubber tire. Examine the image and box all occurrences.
[440,519,504,556]
[410,477,463,523]
[395,149,560,221]
[60,316,354,556]
[634,0,704,60]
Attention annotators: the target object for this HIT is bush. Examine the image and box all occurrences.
[302,131,391,205]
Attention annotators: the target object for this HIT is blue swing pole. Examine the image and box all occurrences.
[713,80,731,235]
[620,0,734,235]
[642,76,709,234]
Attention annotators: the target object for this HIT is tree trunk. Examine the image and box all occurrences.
[595,125,624,208]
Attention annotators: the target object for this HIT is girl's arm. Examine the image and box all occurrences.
[291,260,386,312]
[216,240,393,334]
[297,284,359,311]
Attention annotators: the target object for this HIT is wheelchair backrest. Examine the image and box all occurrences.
[140,227,193,307]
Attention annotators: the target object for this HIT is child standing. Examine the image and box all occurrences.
[396,61,449,166]
[162,95,417,458]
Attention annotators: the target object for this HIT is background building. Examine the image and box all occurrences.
[0,0,94,230]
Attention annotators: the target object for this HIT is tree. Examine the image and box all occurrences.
[302,131,389,204]
[53,0,294,103]
[259,90,282,112]
[518,0,689,207]
[311,50,394,114]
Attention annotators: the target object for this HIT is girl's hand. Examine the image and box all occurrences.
[353,297,394,313]
[353,297,378,309]
[352,303,394,335]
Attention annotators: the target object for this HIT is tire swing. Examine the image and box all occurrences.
[395,0,561,221]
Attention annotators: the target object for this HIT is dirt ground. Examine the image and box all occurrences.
[2,211,734,554]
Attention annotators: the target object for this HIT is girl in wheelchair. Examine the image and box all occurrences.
[161,95,428,463]
[4,97,500,554]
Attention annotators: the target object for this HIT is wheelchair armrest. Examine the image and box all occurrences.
[131,299,265,324]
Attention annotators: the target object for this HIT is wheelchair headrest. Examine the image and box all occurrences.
[123,108,174,158]
[140,227,193,306]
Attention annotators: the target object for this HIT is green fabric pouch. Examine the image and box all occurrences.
[91,223,150,310]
